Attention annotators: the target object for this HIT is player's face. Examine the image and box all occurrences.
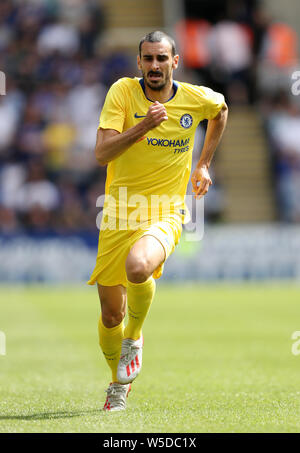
[137,39,179,91]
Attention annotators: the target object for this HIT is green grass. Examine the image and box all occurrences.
[0,283,300,433]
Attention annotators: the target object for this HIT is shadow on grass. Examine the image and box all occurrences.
[0,408,100,421]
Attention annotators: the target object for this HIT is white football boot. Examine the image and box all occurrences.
[103,382,131,412]
[117,335,144,384]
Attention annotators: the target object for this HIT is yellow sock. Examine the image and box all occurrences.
[124,277,156,341]
[98,316,124,382]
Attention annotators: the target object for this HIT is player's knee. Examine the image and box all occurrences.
[102,309,125,328]
[126,254,151,283]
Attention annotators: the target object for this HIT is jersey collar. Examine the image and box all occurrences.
[139,78,178,103]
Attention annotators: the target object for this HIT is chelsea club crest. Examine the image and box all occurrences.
[180,114,193,129]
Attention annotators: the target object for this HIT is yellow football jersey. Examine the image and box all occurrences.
[98,77,225,226]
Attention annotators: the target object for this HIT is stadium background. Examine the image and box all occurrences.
[1,0,300,434]
[1,0,300,283]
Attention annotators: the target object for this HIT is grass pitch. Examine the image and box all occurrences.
[0,283,300,433]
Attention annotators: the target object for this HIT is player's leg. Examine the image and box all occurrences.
[126,234,165,284]
[97,284,127,382]
[117,235,164,384]
[98,284,132,411]
[124,234,164,339]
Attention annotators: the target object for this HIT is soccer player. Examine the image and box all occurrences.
[88,31,228,411]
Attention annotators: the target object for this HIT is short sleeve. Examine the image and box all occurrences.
[198,86,225,120]
[98,79,126,132]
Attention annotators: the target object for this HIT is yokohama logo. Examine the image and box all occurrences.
[146,137,190,147]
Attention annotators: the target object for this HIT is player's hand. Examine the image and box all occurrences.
[191,164,212,199]
[143,101,168,130]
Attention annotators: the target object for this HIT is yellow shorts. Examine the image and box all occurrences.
[88,215,182,287]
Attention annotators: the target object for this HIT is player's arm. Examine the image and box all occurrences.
[95,101,168,166]
[191,103,228,198]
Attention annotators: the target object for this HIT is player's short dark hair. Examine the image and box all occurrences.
[139,31,176,57]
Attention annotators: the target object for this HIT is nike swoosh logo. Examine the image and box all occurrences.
[134,113,147,118]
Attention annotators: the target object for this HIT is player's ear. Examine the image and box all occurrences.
[172,54,179,69]
[137,54,141,70]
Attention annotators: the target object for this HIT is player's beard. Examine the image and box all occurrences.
[143,67,172,91]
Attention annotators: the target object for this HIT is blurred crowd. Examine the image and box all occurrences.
[261,91,300,223]
[1,0,300,235]
[177,1,300,222]
[0,0,134,234]
[258,18,300,223]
